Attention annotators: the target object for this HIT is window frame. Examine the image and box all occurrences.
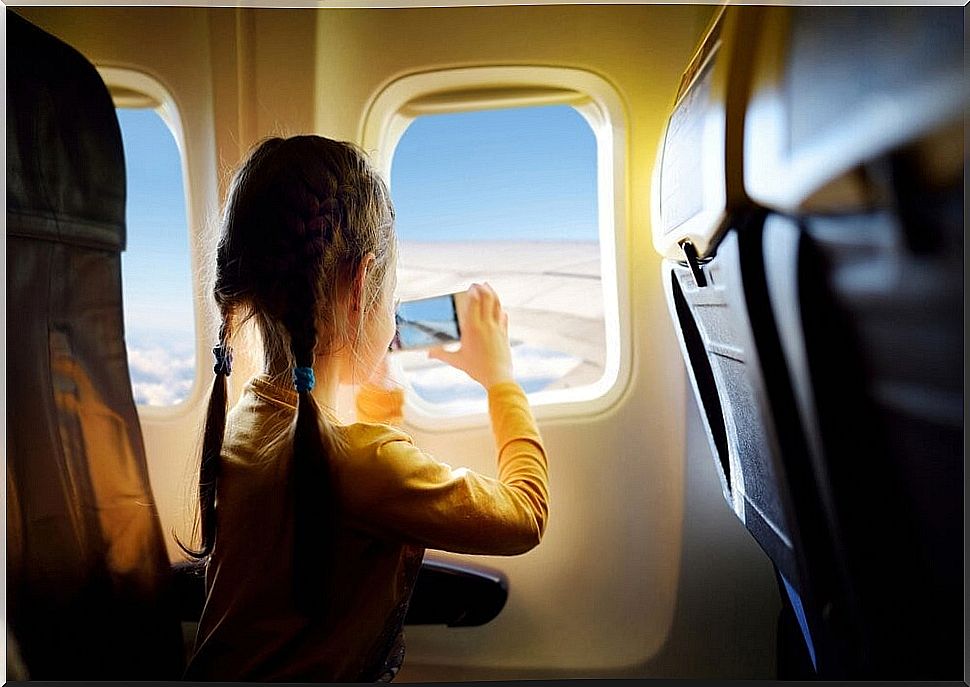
[361,66,631,432]
[98,67,204,417]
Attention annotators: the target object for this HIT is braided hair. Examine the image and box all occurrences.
[178,136,396,615]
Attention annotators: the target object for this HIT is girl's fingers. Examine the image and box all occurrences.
[428,345,459,366]
[477,282,494,321]
[478,282,503,324]
[487,284,502,321]
[464,284,482,324]
[472,283,486,321]
[461,282,506,328]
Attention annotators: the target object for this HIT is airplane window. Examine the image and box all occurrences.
[390,104,605,415]
[116,108,196,407]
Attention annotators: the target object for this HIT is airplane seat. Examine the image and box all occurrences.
[664,222,846,677]
[741,6,964,678]
[769,198,963,679]
[654,5,845,677]
[6,12,185,679]
[656,5,963,680]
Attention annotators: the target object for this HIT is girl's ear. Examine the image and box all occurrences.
[352,252,377,314]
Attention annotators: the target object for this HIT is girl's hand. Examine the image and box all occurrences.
[429,283,514,389]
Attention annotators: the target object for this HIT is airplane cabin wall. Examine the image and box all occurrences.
[16,6,780,679]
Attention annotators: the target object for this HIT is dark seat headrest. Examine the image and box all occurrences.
[7,11,126,252]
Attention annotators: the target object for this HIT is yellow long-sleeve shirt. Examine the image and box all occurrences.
[185,375,548,682]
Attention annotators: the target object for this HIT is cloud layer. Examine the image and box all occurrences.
[403,343,582,413]
[127,341,195,406]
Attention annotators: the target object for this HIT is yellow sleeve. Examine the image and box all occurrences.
[341,381,549,555]
[355,384,406,426]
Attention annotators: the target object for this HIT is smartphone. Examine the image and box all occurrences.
[390,292,462,351]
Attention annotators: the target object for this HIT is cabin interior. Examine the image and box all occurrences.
[6,3,965,682]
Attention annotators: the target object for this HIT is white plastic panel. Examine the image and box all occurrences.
[651,7,763,262]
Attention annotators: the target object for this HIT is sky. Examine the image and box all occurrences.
[391,105,598,243]
[117,108,197,405]
[118,104,599,407]
[118,108,195,337]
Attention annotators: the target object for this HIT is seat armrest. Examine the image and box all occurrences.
[171,557,509,628]
[405,558,508,627]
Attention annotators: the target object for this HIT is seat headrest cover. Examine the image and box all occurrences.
[7,12,126,252]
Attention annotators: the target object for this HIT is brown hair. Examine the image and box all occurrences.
[178,136,396,614]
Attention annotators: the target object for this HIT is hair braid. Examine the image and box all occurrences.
[177,308,233,559]
[283,184,348,615]
[182,135,396,617]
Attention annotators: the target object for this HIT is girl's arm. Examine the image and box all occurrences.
[341,380,548,555]
[344,283,548,555]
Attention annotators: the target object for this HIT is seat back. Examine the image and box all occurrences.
[6,12,185,679]
[664,219,847,675]
[654,5,845,675]
[656,5,964,679]
[744,8,964,678]
[769,202,963,678]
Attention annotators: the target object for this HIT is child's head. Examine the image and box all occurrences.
[183,137,396,610]
[216,135,397,382]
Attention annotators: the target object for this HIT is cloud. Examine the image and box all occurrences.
[402,344,581,412]
[132,378,194,407]
[127,341,196,406]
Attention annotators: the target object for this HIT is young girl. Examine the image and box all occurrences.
[182,135,549,682]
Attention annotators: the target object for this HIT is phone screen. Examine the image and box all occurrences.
[390,293,461,351]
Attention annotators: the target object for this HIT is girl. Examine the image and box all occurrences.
[182,136,549,682]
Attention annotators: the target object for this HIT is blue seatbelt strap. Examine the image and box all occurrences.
[781,573,817,671]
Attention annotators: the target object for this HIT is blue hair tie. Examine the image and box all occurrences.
[212,345,233,376]
[293,366,315,392]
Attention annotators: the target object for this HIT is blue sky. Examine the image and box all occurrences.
[391,105,598,243]
[118,108,194,338]
[118,104,598,405]
[117,108,196,405]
